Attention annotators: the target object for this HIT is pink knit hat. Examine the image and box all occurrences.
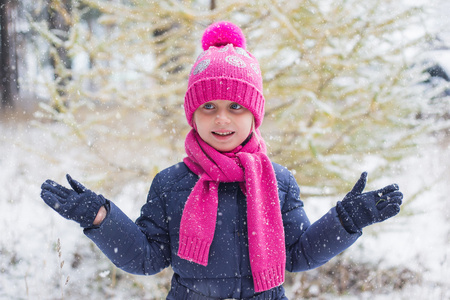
[184,21,265,128]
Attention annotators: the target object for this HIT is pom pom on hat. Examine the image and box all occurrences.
[201,21,246,50]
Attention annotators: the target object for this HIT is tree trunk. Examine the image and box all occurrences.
[0,0,19,110]
[47,0,72,97]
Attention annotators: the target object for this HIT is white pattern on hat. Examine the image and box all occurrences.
[250,63,260,74]
[218,45,229,52]
[225,56,246,68]
[195,50,210,62]
[235,47,251,58]
[193,59,210,75]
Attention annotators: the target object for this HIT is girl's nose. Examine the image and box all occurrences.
[215,112,231,125]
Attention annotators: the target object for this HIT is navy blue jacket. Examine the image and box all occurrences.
[84,162,360,299]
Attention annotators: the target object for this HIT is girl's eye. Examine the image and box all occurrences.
[230,103,243,110]
[203,103,215,109]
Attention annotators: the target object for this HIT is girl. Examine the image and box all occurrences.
[41,21,403,299]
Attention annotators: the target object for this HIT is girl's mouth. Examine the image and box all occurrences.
[212,131,234,136]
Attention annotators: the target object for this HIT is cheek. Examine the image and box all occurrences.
[193,113,210,137]
[192,116,198,131]
[192,112,205,131]
[241,114,254,132]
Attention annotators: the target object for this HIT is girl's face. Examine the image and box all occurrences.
[193,100,254,152]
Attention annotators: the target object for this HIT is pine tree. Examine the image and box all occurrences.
[33,0,448,197]
[252,0,440,196]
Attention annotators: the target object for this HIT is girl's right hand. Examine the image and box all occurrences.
[40,174,107,228]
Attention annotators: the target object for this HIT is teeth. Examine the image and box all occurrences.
[214,131,233,136]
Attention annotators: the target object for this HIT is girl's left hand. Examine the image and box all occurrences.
[336,172,403,233]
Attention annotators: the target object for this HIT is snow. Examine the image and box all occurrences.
[0,122,166,299]
[2,0,449,298]
[345,140,450,298]
[1,116,449,299]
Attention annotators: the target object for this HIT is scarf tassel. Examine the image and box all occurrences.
[252,262,286,293]
[178,235,211,266]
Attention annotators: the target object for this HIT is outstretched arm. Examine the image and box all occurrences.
[284,172,402,273]
[40,175,171,275]
[84,201,171,275]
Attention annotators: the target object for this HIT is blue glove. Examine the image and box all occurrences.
[40,174,107,228]
[336,172,403,233]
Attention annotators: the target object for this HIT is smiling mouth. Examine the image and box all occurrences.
[212,131,234,136]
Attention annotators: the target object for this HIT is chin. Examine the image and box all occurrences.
[215,144,238,152]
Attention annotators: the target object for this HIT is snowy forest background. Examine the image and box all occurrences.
[1,0,449,299]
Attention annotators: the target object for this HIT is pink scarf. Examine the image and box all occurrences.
[178,129,286,292]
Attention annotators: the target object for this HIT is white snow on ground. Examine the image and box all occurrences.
[0,122,167,299]
[339,137,450,300]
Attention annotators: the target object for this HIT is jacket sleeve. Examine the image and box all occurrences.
[83,175,171,275]
[283,172,361,272]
